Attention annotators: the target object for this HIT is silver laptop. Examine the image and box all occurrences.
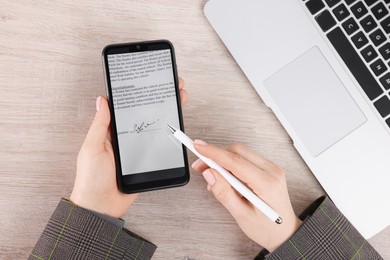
[204,0,390,238]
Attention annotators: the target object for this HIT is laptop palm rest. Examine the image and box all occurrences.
[263,47,366,157]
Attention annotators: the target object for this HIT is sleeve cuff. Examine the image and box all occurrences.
[30,199,156,260]
[255,196,382,260]
[66,199,125,228]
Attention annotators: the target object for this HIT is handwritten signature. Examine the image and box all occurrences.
[132,119,160,133]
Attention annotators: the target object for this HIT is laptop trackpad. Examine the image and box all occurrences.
[263,47,366,157]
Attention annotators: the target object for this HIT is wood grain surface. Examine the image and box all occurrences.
[0,1,389,259]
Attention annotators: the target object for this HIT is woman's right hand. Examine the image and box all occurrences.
[191,141,302,252]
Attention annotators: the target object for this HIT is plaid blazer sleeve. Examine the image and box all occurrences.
[29,199,156,260]
[255,196,383,260]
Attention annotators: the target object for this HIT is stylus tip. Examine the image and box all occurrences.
[166,124,176,134]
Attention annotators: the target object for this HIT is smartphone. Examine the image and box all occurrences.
[102,40,189,194]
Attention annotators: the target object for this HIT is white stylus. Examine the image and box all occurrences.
[166,124,282,224]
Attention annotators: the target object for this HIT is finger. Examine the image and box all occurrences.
[191,158,206,172]
[226,143,277,173]
[192,144,238,173]
[84,96,111,147]
[191,159,210,175]
[193,143,279,184]
[106,125,112,143]
[180,89,188,106]
[179,77,185,90]
[192,152,271,195]
[194,140,271,190]
[203,169,253,222]
[192,159,209,173]
[192,143,233,172]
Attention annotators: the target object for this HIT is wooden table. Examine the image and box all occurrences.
[1,1,389,259]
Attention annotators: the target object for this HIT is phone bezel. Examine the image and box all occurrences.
[102,40,189,194]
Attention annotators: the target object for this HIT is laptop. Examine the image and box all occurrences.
[204,0,390,238]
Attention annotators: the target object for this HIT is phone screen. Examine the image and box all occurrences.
[106,47,185,178]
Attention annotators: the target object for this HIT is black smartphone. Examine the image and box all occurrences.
[102,40,189,194]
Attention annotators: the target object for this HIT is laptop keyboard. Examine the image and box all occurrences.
[304,0,390,128]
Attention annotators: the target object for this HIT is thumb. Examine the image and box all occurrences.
[84,96,111,147]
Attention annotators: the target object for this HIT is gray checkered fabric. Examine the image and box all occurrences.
[29,199,156,260]
[256,196,383,260]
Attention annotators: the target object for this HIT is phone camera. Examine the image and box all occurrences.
[136,45,141,50]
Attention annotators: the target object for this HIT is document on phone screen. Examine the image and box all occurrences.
[107,49,184,175]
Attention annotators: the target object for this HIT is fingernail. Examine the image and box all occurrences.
[96,96,102,112]
[191,159,201,169]
[207,184,211,191]
[202,169,216,186]
[194,139,207,145]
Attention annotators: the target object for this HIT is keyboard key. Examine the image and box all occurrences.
[374,95,390,117]
[327,27,384,100]
[386,117,390,128]
[360,15,377,33]
[333,4,350,21]
[379,72,390,89]
[343,17,359,35]
[352,31,369,48]
[306,0,325,14]
[364,0,379,6]
[369,29,386,46]
[346,0,357,4]
[361,45,378,62]
[371,3,389,20]
[379,43,390,60]
[325,0,341,7]
[370,59,387,76]
[385,0,390,4]
[380,16,390,34]
[351,2,368,19]
[315,10,337,32]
